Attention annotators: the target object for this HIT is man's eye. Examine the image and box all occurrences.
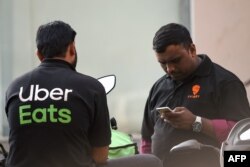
[171,58,181,64]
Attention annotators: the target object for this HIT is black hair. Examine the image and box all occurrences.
[153,23,193,53]
[36,20,76,58]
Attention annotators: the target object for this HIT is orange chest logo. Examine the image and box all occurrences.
[188,84,201,99]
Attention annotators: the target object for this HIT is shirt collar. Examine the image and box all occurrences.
[165,54,212,82]
[193,54,212,77]
[39,58,76,71]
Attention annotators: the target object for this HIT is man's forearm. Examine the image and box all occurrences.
[201,118,236,143]
[92,146,109,165]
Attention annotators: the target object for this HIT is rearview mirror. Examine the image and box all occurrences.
[98,75,116,94]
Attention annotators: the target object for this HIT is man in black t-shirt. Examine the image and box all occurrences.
[140,23,250,167]
[5,21,163,167]
[5,20,111,167]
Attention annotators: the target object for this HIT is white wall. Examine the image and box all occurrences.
[1,0,184,134]
[192,0,250,100]
[0,0,14,136]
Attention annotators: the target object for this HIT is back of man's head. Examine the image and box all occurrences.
[36,20,76,59]
[153,23,193,53]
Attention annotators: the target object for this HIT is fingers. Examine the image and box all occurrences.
[173,106,186,113]
[161,116,181,129]
[158,106,192,130]
[161,112,179,124]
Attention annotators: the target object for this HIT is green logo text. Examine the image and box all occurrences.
[19,104,72,125]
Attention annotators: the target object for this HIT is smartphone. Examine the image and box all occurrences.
[156,107,173,114]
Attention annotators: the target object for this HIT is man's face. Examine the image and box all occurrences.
[156,44,197,81]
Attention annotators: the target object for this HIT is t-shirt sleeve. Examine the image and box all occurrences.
[141,87,155,141]
[212,119,236,143]
[218,80,250,121]
[88,83,111,147]
[140,138,152,154]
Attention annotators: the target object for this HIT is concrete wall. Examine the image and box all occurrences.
[192,0,250,99]
[2,0,249,137]
[0,0,185,135]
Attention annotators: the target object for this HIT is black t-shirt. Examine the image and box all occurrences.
[5,59,111,167]
[141,55,250,162]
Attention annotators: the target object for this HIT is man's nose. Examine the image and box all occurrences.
[166,64,175,74]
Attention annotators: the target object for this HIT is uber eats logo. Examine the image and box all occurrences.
[19,85,73,125]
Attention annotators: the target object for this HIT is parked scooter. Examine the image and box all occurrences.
[102,75,250,166]
[169,118,250,167]
[97,75,116,95]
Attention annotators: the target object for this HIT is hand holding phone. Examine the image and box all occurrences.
[156,107,173,114]
[156,107,173,122]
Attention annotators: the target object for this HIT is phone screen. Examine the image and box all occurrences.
[156,107,173,114]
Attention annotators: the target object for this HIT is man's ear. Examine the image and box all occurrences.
[36,49,44,62]
[69,42,76,56]
[189,43,196,56]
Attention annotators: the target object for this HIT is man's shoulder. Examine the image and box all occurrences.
[5,70,34,97]
[149,75,171,93]
[153,75,169,86]
[8,70,34,86]
[73,72,102,85]
[71,72,105,92]
[212,63,241,82]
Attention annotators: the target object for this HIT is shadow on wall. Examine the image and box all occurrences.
[109,90,148,134]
